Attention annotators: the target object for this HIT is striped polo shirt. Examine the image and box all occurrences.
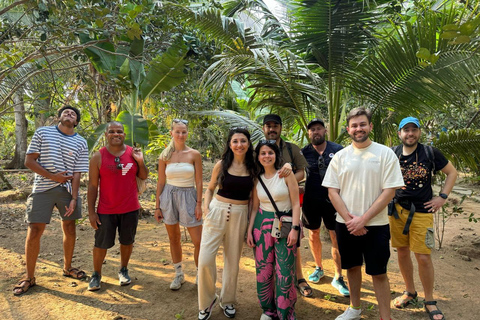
[27,126,89,194]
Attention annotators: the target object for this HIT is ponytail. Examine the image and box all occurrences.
[159,139,175,161]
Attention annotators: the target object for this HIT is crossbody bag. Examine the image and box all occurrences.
[258,176,293,238]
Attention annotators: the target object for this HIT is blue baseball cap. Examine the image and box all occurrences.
[398,117,420,130]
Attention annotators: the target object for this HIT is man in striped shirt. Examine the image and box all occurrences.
[13,105,89,296]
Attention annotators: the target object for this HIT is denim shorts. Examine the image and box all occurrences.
[160,184,202,227]
[25,186,82,223]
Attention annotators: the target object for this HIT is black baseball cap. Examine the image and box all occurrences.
[307,118,325,129]
[263,114,282,125]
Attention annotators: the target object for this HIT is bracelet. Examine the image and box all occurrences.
[72,198,77,201]
[155,208,160,210]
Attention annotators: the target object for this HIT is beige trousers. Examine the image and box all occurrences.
[197,198,248,310]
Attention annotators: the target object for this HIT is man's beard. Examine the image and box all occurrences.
[312,136,325,145]
[351,132,369,143]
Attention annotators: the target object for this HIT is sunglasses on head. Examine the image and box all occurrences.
[230,126,247,131]
[173,119,188,124]
[114,156,122,169]
[259,139,276,145]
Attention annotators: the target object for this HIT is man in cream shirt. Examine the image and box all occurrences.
[322,107,404,320]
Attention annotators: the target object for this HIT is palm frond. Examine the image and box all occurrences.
[189,109,265,142]
[433,129,480,174]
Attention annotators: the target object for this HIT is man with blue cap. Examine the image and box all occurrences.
[390,116,457,320]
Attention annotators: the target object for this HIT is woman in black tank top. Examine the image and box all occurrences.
[197,127,256,320]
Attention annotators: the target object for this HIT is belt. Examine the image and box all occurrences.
[388,199,416,235]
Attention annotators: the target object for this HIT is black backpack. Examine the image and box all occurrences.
[392,144,436,173]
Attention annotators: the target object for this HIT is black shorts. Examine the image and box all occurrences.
[94,210,139,249]
[336,222,390,276]
[302,197,336,230]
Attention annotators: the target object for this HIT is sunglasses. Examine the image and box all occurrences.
[173,119,188,124]
[114,156,122,169]
[318,155,327,170]
[230,126,247,131]
[259,139,276,145]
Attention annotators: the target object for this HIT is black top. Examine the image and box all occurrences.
[395,144,448,212]
[302,141,343,200]
[217,171,254,201]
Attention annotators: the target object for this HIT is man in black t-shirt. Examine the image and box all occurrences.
[301,119,349,297]
[390,117,457,320]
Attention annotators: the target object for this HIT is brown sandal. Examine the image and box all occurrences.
[63,267,87,279]
[13,277,36,296]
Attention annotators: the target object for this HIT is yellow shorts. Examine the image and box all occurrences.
[389,203,435,254]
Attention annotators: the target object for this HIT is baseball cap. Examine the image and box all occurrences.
[307,118,325,129]
[263,114,282,125]
[398,117,420,130]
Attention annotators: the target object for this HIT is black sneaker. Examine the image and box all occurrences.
[88,272,101,291]
[220,303,236,318]
[198,295,218,320]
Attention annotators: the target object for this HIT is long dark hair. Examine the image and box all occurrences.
[255,140,282,175]
[217,127,256,188]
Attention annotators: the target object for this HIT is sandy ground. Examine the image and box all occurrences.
[0,173,479,320]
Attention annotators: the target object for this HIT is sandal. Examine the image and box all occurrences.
[63,267,87,279]
[295,278,313,297]
[13,277,36,296]
[393,290,418,308]
[424,300,445,320]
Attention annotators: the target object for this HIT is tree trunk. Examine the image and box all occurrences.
[5,92,28,169]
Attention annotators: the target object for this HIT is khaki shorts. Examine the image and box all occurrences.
[26,186,82,224]
[389,203,435,254]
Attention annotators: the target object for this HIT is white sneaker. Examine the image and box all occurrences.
[260,314,273,320]
[219,302,236,318]
[169,273,185,290]
[335,307,362,320]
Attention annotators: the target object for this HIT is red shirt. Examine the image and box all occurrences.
[97,146,140,214]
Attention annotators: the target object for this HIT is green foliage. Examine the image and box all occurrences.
[433,129,480,175]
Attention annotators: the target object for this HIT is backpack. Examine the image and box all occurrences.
[392,144,436,174]
[285,141,297,173]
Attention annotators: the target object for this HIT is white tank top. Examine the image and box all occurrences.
[166,162,195,187]
[257,172,292,212]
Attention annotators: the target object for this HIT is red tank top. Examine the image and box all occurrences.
[97,146,140,214]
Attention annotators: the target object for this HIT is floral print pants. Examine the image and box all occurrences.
[252,209,297,320]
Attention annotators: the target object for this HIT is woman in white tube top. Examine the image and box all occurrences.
[155,119,203,291]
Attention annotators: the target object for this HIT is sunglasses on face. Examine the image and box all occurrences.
[173,119,188,125]
[114,156,122,169]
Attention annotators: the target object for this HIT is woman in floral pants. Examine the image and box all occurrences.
[247,140,301,320]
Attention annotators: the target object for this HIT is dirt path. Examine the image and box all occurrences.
[1,179,479,320]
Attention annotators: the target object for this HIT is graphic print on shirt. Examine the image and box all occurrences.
[107,162,134,175]
[400,159,428,190]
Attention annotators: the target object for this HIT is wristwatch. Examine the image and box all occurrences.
[292,225,300,231]
[439,193,448,199]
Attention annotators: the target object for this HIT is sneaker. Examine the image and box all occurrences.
[331,276,350,297]
[220,302,236,318]
[260,314,273,320]
[170,273,185,290]
[118,266,131,286]
[335,307,361,320]
[198,295,218,320]
[88,272,101,291]
[308,267,324,283]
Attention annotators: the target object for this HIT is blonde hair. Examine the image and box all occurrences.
[159,121,187,161]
